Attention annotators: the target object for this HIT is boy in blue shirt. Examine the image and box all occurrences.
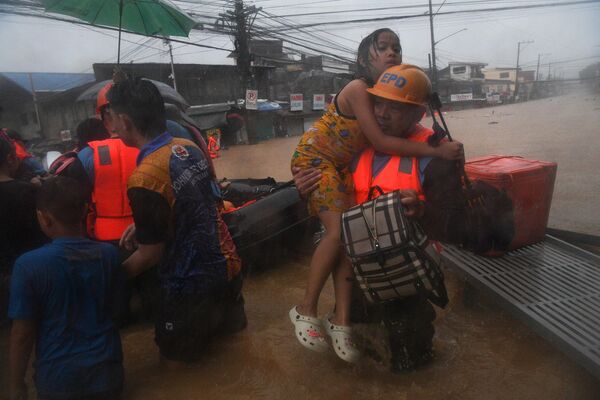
[8,176,124,400]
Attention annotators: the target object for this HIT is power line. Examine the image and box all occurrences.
[257,0,600,33]
[0,8,235,53]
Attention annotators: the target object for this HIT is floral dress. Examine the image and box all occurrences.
[291,100,368,215]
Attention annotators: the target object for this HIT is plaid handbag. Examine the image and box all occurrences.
[341,189,448,307]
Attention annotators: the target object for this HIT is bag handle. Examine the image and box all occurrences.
[368,185,384,201]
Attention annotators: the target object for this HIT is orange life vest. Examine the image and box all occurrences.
[207,135,220,159]
[352,125,434,204]
[13,140,32,160]
[88,138,139,241]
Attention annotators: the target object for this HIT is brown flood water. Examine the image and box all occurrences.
[2,253,599,399]
[2,89,600,398]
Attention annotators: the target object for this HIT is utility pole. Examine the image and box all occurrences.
[535,53,550,81]
[220,0,261,98]
[164,39,178,91]
[28,73,42,136]
[428,53,432,79]
[547,61,552,80]
[428,0,438,90]
[514,40,533,101]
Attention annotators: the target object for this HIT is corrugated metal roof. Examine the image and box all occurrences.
[0,72,95,93]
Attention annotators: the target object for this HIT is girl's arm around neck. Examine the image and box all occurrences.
[339,80,438,158]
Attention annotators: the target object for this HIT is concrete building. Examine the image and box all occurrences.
[483,67,536,100]
[437,62,487,105]
[0,72,95,140]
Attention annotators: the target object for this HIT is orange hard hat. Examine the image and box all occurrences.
[366,64,431,107]
[96,82,113,115]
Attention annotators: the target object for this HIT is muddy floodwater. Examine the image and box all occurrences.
[1,89,600,398]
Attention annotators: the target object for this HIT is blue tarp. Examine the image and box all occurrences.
[0,72,95,93]
[256,101,282,111]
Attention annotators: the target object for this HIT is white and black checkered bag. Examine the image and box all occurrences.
[341,189,448,307]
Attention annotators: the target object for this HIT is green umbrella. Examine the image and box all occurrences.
[43,0,196,63]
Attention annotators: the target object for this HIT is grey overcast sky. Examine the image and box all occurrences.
[0,0,599,78]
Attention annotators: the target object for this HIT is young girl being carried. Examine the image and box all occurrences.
[289,28,462,363]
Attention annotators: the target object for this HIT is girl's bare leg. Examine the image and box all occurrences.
[331,252,354,326]
[297,210,342,318]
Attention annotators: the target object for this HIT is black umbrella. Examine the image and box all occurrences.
[76,78,189,110]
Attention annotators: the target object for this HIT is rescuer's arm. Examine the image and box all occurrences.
[291,166,321,199]
[122,243,165,278]
[122,187,170,277]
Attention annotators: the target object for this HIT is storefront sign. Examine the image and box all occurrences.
[246,89,258,110]
[290,93,303,111]
[313,94,325,110]
[60,129,72,142]
[486,93,501,104]
[450,93,473,102]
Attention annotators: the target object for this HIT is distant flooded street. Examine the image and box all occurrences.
[2,89,600,398]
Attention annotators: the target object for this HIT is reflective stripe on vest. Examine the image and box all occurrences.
[88,138,139,241]
[352,125,434,204]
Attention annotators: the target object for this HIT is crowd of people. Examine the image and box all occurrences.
[2,77,246,400]
[0,26,488,399]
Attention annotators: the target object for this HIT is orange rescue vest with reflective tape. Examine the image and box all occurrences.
[88,138,139,241]
[352,125,434,204]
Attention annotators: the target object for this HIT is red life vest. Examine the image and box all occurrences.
[88,138,139,241]
[352,125,434,204]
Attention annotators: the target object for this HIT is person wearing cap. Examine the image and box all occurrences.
[294,64,468,371]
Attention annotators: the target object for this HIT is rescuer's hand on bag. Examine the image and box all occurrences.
[398,189,425,218]
[435,141,464,161]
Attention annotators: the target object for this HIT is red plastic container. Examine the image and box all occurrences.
[464,155,558,250]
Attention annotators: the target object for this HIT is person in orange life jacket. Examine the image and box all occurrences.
[294,65,467,245]
[293,65,468,371]
[76,82,140,243]
[77,86,215,242]
[1,128,46,181]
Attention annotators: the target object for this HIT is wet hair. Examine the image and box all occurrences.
[356,28,402,86]
[76,117,109,149]
[107,78,166,138]
[0,131,16,165]
[37,176,90,227]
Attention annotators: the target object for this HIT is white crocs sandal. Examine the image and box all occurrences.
[322,315,361,363]
[289,306,329,353]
